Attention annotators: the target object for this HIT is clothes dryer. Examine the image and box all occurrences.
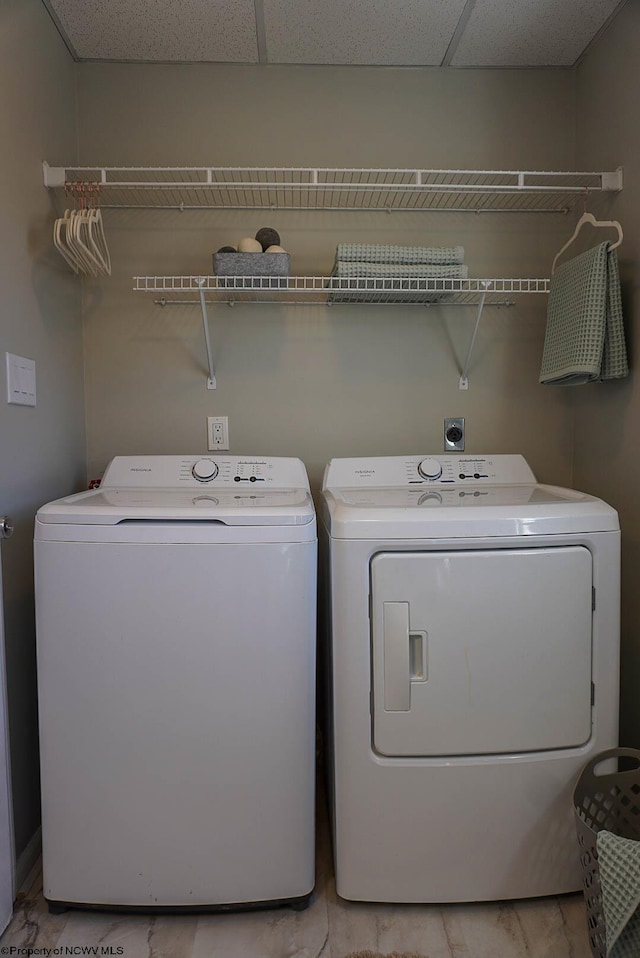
[320,454,619,902]
[35,455,316,913]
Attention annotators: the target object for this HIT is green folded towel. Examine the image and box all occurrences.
[333,261,468,279]
[540,242,628,385]
[596,830,640,957]
[336,244,464,265]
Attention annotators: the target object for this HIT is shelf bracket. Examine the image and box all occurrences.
[195,278,216,389]
[459,281,490,390]
[43,161,65,188]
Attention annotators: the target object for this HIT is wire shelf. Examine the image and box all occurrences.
[45,164,623,213]
[133,275,550,306]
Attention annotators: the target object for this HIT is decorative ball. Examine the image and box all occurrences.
[216,245,236,253]
[265,245,286,253]
[255,227,281,251]
[237,237,263,253]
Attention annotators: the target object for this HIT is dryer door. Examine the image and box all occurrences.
[370,547,593,757]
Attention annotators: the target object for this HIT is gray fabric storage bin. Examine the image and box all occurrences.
[212,251,290,288]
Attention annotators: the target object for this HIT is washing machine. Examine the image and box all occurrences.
[35,455,317,913]
[320,453,620,903]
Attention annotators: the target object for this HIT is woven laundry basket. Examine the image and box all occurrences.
[573,748,640,958]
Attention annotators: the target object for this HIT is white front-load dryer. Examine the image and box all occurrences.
[35,455,317,913]
[320,454,620,903]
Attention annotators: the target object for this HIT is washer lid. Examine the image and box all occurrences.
[37,455,315,526]
[37,487,315,526]
[321,455,618,538]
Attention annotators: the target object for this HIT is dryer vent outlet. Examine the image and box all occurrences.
[444,418,465,452]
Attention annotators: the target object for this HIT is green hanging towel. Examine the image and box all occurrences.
[539,241,628,385]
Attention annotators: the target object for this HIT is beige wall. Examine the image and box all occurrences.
[76,64,576,491]
[0,5,634,868]
[0,1,85,859]
[575,4,640,745]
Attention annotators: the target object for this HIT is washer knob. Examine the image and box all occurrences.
[418,457,443,480]
[192,458,218,482]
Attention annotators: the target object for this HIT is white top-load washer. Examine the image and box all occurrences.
[320,454,620,903]
[35,455,316,913]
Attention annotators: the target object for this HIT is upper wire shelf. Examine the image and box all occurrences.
[133,275,550,307]
[44,164,623,213]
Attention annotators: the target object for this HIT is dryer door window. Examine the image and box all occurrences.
[370,547,593,757]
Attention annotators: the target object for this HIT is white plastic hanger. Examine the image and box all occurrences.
[552,209,623,275]
[53,211,79,273]
[52,182,112,276]
[67,208,99,275]
[88,208,111,276]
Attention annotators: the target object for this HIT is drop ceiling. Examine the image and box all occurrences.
[43,0,627,67]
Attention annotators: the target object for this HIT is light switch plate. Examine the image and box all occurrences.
[6,353,36,406]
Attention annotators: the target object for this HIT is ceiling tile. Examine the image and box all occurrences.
[263,0,468,65]
[451,0,624,67]
[48,0,259,62]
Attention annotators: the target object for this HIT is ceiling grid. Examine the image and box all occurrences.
[41,0,628,67]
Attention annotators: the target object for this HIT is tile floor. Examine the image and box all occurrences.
[1,793,593,958]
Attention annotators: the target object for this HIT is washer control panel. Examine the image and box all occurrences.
[323,454,537,489]
[100,456,310,490]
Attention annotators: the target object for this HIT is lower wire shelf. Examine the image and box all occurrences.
[133,275,550,307]
[133,275,550,391]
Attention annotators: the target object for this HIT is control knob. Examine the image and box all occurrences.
[418,457,443,480]
[192,458,219,482]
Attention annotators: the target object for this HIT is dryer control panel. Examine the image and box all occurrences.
[100,455,310,490]
[323,454,536,488]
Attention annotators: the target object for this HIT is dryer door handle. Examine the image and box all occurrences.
[383,602,411,711]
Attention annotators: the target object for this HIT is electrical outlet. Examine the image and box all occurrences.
[444,417,464,452]
[207,416,229,451]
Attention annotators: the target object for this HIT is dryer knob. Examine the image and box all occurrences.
[418,457,443,480]
[192,458,219,482]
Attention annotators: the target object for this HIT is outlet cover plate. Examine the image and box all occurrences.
[444,417,464,452]
[207,416,229,451]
